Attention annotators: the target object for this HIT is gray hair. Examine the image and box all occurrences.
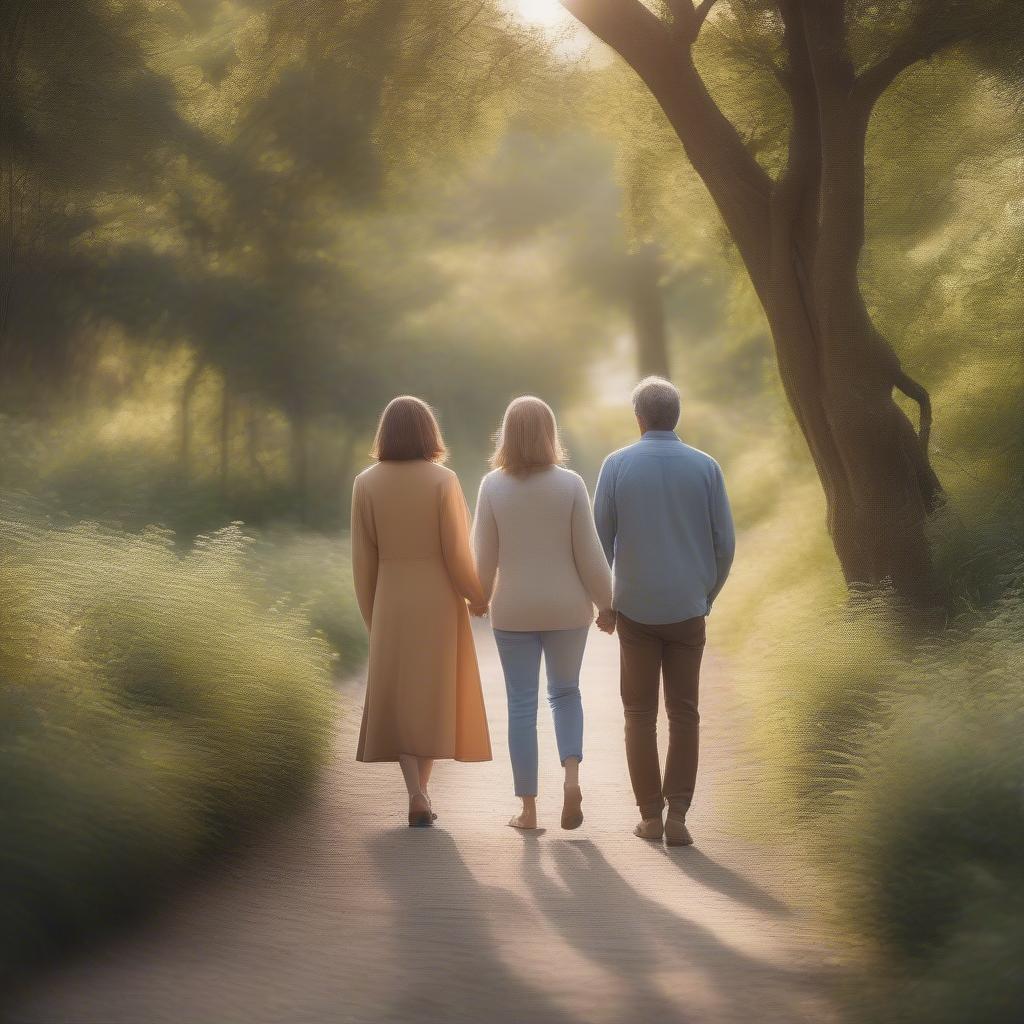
[631,376,680,431]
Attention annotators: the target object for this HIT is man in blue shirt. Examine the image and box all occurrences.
[594,376,735,846]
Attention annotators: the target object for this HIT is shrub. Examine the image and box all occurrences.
[719,518,1024,1023]
[246,526,368,676]
[0,506,337,980]
[831,579,1024,1024]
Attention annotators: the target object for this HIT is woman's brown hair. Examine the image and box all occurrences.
[490,396,565,476]
[371,396,448,463]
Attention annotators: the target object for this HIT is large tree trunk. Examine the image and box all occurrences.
[764,261,940,601]
[563,0,944,602]
[797,1,941,598]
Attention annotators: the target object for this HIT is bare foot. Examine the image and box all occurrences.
[633,816,664,841]
[507,811,540,827]
[665,816,693,847]
[507,798,540,831]
[561,784,583,830]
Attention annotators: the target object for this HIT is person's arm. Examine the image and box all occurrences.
[571,474,613,614]
[350,475,378,630]
[440,473,488,611]
[707,461,736,609]
[593,453,617,569]
[471,477,499,605]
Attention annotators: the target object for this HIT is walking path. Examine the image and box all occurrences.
[11,624,838,1024]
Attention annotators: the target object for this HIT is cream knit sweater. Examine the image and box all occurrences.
[472,466,613,632]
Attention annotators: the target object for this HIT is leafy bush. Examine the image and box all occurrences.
[0,410,368,674]
[0,411,345,537]
[246,525,368,676]
[714,479,1024,1023]
[0,504,337,980]
[832,580,1024,1024]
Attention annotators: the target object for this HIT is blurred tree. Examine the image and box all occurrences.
[627,242,671,378]
[0,0,185,391]
[450,125,741,387]
[560,0,1024,602]
[0,0,615,529]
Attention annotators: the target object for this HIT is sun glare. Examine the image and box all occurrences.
[512,0,569,27]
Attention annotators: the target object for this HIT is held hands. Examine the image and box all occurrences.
[468,602,489,618]
[595,608,617,634]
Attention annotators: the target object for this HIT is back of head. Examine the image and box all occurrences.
[631,376,680,432]
[490,396,566,477]
[371,395,448,463]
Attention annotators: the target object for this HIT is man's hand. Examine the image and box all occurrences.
[468,602,489,618]
[595,608,617,634]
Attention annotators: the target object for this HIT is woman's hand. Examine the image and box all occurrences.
[595,608,617,634]
[468,602,489,618]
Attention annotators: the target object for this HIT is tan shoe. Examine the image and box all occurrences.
[665,815,694,847]
[633,816,664,841]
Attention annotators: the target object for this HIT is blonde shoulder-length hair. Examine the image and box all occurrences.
[490,396,566,476]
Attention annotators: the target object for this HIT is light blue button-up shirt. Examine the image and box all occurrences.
[593,431,735,625]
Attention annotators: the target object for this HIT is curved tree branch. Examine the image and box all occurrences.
[667,0,719,43]
[894,368,932,454]
[560,0,774,297]
[561,0,673,75]
[855,3,970,112]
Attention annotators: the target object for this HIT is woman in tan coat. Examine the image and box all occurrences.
[351,396,492,826]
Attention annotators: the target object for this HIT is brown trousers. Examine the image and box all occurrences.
[617,613,706,820]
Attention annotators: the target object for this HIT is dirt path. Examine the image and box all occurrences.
[10,623,838,1024]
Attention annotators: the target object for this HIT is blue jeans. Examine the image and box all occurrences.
[492,627,589,797]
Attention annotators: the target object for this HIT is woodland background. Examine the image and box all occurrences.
[1,2,1022,1020]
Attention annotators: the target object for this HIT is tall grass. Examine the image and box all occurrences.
[0,501,338,980]
[716,485,1024,1023]
[246,526,367,677]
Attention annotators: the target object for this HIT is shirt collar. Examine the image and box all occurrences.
[641,430,680,441]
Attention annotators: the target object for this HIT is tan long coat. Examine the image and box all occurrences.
[351,460,492,763]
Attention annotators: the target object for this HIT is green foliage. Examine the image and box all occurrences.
[0,410,304,535]
[717,487,1024,1024]
[829,581,1024,1024]
[711,108,1024,1001]
[247,527,367,676]
[0,507,337,978]
[1,0,619,527]
[3,3,1023,1016]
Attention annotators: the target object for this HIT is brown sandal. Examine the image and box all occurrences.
[408,794,433,828]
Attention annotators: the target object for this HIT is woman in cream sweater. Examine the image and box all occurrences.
[473,396,613,831]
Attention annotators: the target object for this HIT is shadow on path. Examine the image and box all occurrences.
[658,845,793,916]
[520,837,815,1022]
[367,829,581,1024]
